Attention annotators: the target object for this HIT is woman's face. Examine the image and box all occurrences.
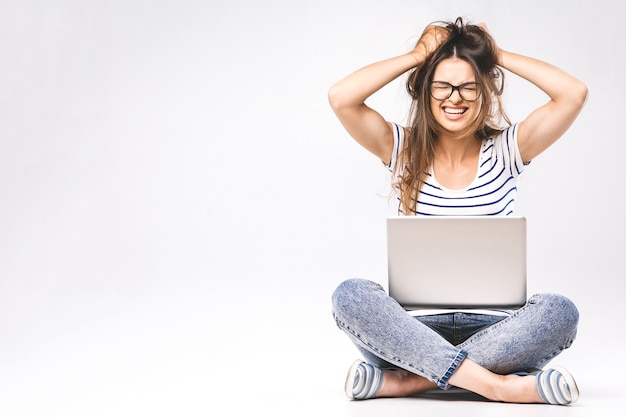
[429,57,482,135]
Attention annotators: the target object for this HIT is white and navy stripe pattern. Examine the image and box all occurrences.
[535,367,580,405]
[388,123,527,216]
[344,360,383,400]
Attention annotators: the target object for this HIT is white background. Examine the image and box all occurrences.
[0,0,624,415]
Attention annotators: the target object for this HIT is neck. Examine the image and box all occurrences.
[434,133,481,165]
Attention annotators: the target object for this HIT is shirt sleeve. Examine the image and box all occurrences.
[499,123,528,177]
[386,122,404,171]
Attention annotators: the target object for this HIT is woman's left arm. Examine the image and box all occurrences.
[498,49,588,163]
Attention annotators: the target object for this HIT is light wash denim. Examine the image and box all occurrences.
[331,278,579,389]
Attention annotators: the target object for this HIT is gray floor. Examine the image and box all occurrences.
[1,276,623,417]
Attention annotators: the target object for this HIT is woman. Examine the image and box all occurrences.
[328,18,587,405]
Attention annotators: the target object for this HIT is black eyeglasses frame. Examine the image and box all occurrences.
[429,81,482,102]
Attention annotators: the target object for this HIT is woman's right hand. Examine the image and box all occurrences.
[329,25,451,163]
[411,24,450,64]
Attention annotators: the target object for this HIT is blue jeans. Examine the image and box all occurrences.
[331,278,579,390]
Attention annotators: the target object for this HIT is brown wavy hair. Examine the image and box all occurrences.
[394,17,510,214]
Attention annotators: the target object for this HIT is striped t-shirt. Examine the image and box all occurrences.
[388,123,527,216]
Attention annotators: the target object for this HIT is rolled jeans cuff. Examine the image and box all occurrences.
[437,349,468,389]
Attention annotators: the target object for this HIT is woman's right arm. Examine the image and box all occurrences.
[327,25,449,164]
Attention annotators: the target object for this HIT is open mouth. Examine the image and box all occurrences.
[443,106,468,116]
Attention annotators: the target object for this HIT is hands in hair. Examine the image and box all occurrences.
[411,25,451,64]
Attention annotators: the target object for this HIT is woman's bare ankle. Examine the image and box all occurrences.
[376,369,438,398]
[491,374,543,404]
[448,360,543,404]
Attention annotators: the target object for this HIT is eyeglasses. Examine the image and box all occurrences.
[429,81,482,102]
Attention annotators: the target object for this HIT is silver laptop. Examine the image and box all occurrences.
[387,216,527,309]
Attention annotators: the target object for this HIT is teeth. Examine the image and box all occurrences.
[444,108,465,115]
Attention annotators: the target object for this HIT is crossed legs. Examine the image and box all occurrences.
[332,278,579,404]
